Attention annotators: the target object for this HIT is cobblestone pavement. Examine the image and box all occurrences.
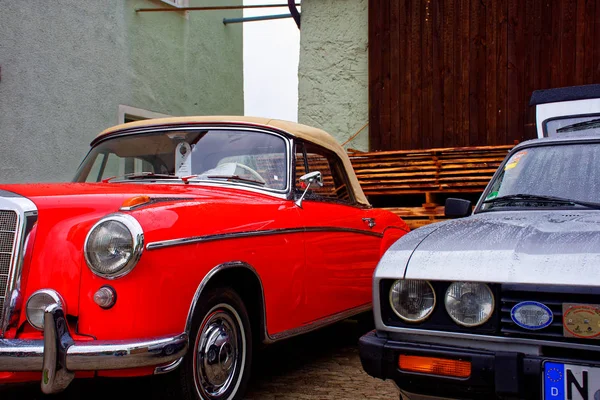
[1,318,399,400]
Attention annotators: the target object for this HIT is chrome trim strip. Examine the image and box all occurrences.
[0,308,188,376]
[378,325,600,352]
[267,303,372,342]
[0,192,37,336]
[154,356,184,375]
[147,226,383,251]
[0,334,189,371]
[41,303,74,394]
[66,333,188,370]
[84,213,144,279]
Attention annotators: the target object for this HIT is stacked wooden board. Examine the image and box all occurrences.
[348,145,514,229]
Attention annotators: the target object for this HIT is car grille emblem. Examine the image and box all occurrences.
[511,301,553,330]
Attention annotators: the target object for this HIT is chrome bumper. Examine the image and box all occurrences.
[0,305,188,394]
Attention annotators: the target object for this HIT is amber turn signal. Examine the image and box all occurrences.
[398,355,471,378]
[121,195,151,210]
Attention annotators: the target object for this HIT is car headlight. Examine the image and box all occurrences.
[389,280,436,323]
[84,213,144,279]
[444,282,494,327]
[26,289,63,330]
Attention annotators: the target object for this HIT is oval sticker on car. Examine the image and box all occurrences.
[511,301,553,330]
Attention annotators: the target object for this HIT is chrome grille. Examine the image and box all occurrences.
[0,210,17,332]
[501,289,600,344]
[0,211,16,231]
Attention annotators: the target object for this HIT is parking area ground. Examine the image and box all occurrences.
[1,318,399,400]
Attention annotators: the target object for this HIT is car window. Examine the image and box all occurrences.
[85,153,155,182]
[75,129,288,191]
[295,141,354,204]
[480,143,600,210]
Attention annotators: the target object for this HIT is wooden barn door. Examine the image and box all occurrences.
[369,0,600,151]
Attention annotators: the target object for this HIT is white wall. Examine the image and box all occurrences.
[243,0,300,122]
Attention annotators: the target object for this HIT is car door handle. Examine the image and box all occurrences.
[362,217,376,229]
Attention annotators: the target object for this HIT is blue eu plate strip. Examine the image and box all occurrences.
[545,362,565,400]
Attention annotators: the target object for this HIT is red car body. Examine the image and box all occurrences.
[0,117,408,398]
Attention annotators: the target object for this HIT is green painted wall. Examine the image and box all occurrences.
[0,0,243,183]
[298,0,369,151]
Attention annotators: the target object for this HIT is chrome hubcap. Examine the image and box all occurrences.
[193,305,244,399]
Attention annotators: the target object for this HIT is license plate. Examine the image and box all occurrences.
[544,362,600,399]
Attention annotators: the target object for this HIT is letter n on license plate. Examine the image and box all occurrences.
[544,362,600,399]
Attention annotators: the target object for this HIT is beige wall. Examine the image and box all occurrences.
[298,0,369,151]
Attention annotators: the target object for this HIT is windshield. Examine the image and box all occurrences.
[479,143,600,211]
[74,129,289,191]
[545,115,600,137]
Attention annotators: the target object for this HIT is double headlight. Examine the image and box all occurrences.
[389,280,494,327]
[84,214,144,279]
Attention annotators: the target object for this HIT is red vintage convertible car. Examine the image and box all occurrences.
[0,116,408,399]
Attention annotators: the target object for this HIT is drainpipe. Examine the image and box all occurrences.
[288,0,301,29]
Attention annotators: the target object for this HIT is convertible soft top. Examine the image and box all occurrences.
[96,116,370,206]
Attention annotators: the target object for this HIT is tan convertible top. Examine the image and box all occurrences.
[97,116,369,206]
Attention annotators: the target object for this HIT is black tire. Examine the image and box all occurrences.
[175,287,253,400]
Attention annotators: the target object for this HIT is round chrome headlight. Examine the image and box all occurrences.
[389,280,436,323]
[26,289,63,330]
[84,214,144,279]
[444,282,494,327]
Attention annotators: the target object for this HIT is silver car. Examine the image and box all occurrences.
[360,122,600,398]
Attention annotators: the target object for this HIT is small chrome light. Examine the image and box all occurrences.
[94,286,116,309]
[26,289,64,331]
[389,280,436,323]
[445,282,494,327]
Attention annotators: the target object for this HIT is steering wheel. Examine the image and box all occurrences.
[218,162,267,184]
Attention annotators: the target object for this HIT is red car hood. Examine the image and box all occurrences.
[0,182,260,209]
[0,182,279,323]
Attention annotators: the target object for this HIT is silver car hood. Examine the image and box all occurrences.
[385,210,600,286]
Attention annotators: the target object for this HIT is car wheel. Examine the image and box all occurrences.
[177,287,253,400]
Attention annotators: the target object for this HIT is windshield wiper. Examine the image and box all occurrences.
[198,175,266,186]
[556,118,600,133]
[482,194,600,210]
[103,172,181,183]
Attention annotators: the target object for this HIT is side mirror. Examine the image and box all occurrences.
[444,198,472,218]
[295,171,323,208]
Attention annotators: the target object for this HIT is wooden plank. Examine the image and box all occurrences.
[380,0,392,150]
[399,0,412,149]
[575,0,586,84]
[516,0,526,142]
[368,0,382,150]
[410,0,423,149]
[456,0,470,146]
[469,0,486,146]
[390,0,402,150]
[583,0,596,83]
[595,0,600,80]
[524,0,542,140]
[550,1,562,85]
[486,0,498,146]
[442,0,456,147]
[431,0,444,148]
[421,0,434,149]
[497,0,508,145]
[561,0,577,87]
[349,144,513,157]
[507,0,521,144]
[540,0,553,89]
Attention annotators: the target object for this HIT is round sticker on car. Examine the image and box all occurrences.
[511,301,553,330]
